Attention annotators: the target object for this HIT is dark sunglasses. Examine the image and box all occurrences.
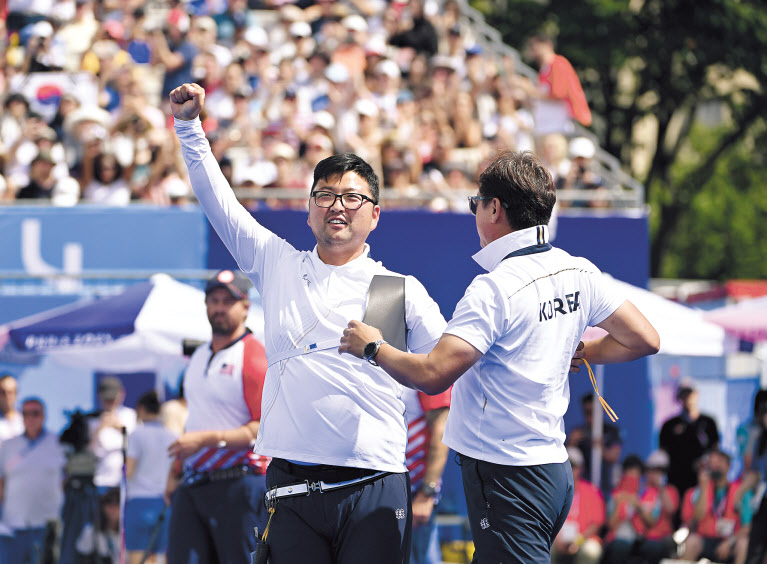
[468,195,508,215]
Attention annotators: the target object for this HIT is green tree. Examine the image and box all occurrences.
[658,121,767,279]
[478,0,767,278]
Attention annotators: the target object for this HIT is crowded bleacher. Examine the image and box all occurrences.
[1,0,631,210]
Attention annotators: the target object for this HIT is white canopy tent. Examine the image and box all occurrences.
[581,274,728,485]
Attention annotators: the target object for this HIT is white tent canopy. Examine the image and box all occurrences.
[0,274,212,372]
[584,275,728,356]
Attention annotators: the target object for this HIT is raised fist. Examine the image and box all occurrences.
[169,83,205,121]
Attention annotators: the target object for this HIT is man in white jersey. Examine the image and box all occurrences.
[165,269,270,564]
[340,150,660,563]
[170,83,446,564]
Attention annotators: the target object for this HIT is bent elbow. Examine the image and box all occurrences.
[644,331,661,356]
[419,371,452,395]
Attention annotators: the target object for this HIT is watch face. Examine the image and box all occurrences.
[363,342,377,358]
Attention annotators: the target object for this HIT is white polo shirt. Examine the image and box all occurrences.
[176,119,447,473]
[0,413,23,443]
[89,405,137,488]
[0,431,66,530]
[126,421,178,499]
[182,332,270,476]
[443,225,623,466]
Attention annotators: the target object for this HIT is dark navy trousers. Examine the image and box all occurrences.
[264,459,412,564]
[459,453,574,564]
[167,473,268,564]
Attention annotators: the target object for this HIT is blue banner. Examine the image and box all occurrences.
[0,206,207,273]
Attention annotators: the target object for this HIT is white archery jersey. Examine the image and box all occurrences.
[176,118,446,472]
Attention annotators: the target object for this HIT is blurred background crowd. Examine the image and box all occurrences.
[0,0,616,211]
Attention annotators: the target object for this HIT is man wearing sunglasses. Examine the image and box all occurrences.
[0,398,66,564]
[340,150,660,563]
[170,83,446,564]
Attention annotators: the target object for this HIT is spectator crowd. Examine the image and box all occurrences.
[0,0,610,210]
[552,385,767,564]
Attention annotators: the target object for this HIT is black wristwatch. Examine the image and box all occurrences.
[362,339,386,365]
[419,481,440,498]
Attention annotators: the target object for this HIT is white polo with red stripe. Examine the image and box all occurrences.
[403,388,451,490]
[182,331,269,475]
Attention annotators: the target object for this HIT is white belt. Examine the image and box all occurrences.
[265,471,388,502]
[266,339,340,367]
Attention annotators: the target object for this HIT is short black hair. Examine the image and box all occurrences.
[478,151,556,230]
[4,92,29,109]
[137,390,161,415]
[311,153,380,203]
[622,454,644,473]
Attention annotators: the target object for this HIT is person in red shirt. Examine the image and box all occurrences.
[603,450,680,564]
[526,33,592,136]
[679,449,749,563]
[551,447,605,564]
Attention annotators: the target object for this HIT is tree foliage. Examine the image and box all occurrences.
[478,0,767,278]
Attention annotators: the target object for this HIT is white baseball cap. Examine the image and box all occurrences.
[569,137,596,159]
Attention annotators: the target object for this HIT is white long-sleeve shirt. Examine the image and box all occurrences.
[175,118,446,472]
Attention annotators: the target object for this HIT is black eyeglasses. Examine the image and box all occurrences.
[468,195,508,215]
[311,191,377,210]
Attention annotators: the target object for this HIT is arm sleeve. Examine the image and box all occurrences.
[174,118,296,294]
[404,275,447,353]
[125,431,140,459]
[583,267,624,327]
[444,275,505,355]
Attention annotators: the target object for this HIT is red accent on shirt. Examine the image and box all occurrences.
[632,485,679,540]
[681,482,741,538]
[190,447,218,471]
[242,334,268,420]
[242,333,270,473]
[405,389,451,483]
[565,479,605,541]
